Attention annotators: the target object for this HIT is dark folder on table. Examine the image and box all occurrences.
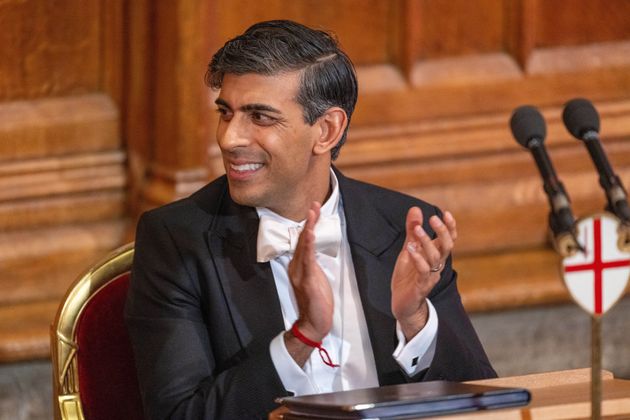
[277,380,531,419]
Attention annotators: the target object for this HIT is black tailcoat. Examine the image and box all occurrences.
[125,170,496,420]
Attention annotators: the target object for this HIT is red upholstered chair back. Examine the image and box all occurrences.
[51,243,144,420]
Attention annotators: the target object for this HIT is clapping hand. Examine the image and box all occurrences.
[391,207,457,340]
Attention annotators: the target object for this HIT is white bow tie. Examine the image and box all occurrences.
[256,214,342,263]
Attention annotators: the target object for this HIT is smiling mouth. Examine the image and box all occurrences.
[230,163,263,172]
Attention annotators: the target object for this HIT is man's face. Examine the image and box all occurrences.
[215,71,325,219]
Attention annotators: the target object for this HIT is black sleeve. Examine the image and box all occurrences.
[423,256,497,381]
[125,212,290,420]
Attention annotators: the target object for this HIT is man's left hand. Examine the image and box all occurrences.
[391,207,457,341]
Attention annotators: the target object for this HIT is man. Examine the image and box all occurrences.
[125,20,496,420]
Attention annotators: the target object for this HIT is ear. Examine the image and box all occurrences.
[312,107,347,156]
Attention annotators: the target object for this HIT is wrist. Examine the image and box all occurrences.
[283,330,314,368]
[294,319,327,343]
[398,301,429,341]
[290,321,338,368]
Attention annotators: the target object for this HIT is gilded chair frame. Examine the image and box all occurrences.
[50,243,135,420]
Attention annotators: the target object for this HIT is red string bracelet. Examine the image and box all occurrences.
[290,322,339,368]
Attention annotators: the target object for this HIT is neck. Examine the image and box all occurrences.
[271,166,333,222]
[278,186,332,222]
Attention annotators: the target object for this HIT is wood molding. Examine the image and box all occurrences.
[528,40,630,74]
[0,94,120,160]
[352,65,630,125]
[457,248,567,312]
[339,99,630,167]
[0,191,126,232]
[410,53,522,86]
[0,150,127,229]
[0,220,129,306]
[0,154,126,202]
[140,164,210,208]
[346,163,630,255]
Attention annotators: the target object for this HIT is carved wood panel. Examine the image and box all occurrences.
[536,0,630,46]
[0,0,128,361]
[0,0,101,100]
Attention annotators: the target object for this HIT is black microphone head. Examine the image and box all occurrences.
[562,98,600,139]
[510,105,546,148]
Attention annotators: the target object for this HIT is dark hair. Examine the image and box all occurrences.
[206,20,358,160]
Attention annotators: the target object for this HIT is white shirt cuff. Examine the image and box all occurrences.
[392,298,438,376]
[269,331,317,396]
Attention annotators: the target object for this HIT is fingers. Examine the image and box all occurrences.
[443,210,458,241]
[304,201,321,232]
[429,215,454,256]
[292,202,321,276]
[405,240,432,273]
[404,208,458,273]
[413,224,442,268]
[405,206,424,242]
[288,202,334,340]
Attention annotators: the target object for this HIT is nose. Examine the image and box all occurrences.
[217,114,251,151]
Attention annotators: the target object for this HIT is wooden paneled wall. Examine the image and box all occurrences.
[2,0,630,362]
[0,0,128,361]
[202,0,630,311]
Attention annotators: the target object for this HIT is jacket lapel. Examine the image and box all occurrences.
[337,170,408,385]
[206,189,285,354]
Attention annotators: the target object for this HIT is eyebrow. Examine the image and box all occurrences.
[215,98,282,114]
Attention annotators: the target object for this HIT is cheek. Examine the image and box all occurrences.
[257,126,316,164]
[257,131,290,155]
[286,127,317,154]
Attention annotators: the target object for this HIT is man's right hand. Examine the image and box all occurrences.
[285,201,334,366]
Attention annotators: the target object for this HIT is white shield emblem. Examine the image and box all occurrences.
[561,213,630,316]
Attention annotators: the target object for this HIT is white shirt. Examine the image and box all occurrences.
[258,171,438,395]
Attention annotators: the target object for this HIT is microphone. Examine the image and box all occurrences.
[562,98,630,224]
[510,105,580,256]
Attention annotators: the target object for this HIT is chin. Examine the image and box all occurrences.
[227,186,263,209]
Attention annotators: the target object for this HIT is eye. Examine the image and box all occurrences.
[251,111,275,125]
[215,107,232,121]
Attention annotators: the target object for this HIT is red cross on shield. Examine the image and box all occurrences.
[561,213,630,316]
